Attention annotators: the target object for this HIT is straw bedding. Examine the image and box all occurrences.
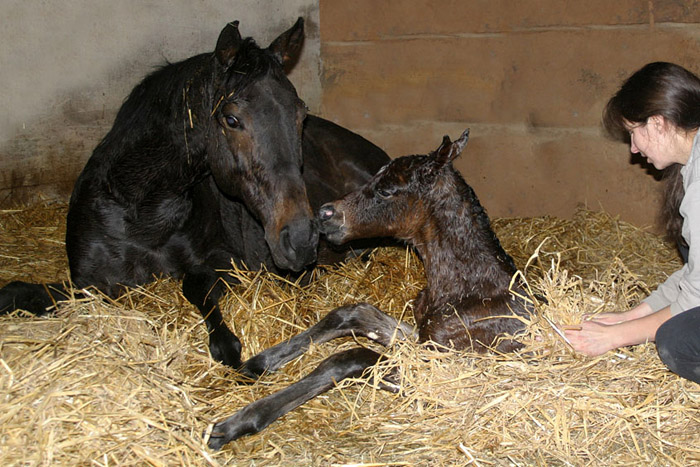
[0,202,698,466]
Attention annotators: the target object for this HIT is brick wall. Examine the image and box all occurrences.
[318,0,700,228]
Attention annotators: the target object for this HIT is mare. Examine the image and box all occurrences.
[0,18,389,369]
[206,129,533,449]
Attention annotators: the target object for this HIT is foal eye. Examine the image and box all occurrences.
[377,188,394,199]
[224,115,241,129]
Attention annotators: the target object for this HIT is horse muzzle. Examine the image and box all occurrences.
[318,203,348,245]
[270,216,319,271]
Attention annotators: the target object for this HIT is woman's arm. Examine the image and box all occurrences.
[564,305,672,356]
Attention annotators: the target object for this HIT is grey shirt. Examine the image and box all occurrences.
[644,131,700,316]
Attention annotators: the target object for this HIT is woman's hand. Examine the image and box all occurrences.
[564,305,671,357]
[564,320,620,356]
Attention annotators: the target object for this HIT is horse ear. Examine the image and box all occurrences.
[434,135,453,164]
[215,21,242,69]
[268,17,305,68]
[434,129,470,166]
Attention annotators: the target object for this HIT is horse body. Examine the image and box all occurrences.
[0,18,390,369]
[208,129,532,449]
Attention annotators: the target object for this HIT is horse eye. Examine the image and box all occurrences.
[377,188,394,199]
[224,115,241,129]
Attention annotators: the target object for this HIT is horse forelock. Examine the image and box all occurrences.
[217,37,287,97]
[100,31,293,153]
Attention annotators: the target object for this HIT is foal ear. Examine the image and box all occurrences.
[215,21,243,69]
[268,17,305,68]
[434,129,470,166]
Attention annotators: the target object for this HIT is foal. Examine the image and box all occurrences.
[207,129,532,449]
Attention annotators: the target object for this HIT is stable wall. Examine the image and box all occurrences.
[1,1,699,231]
[318,0,700,229]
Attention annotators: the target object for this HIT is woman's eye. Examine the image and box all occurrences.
[224,115,241,129]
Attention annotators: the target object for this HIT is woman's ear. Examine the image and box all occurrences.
[648,115,669,133]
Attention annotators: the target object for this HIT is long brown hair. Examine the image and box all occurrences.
[603,62,700,243]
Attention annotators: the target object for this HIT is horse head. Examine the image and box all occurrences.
[319,129,471,245]
[207,18,317,271]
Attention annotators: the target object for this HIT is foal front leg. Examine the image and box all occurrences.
[240,302,415,376]
[207,347,386,449]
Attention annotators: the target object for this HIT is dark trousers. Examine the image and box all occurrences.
[656,306,700,384]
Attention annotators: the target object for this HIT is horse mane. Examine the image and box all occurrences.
[224,38,285,90]
[416,158,517,275]
[450,168,517,272]
[89,36,281,178]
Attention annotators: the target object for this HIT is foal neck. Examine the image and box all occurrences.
[413,170,515,302]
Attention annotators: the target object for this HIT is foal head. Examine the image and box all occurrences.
[319,129,470,246]
[207,18,316,271]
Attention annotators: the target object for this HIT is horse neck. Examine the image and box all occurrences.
[86,55,217,207]
[413,175,515,303]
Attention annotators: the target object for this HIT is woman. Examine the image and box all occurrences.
[565,62,700,384]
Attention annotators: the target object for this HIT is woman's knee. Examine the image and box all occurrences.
[655,308,700,383]
[656,318,680,371]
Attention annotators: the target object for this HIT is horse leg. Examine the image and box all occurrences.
[0,281,70,315]
[419,299,526,353]
[240,302,415,376]
[182,268,243,369]
[208,346,392,449]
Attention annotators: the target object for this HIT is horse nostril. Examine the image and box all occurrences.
[279,226,293,253]
[318,204,336,221]
[278,218,319,266]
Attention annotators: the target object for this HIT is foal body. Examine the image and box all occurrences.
[207,130,532,449]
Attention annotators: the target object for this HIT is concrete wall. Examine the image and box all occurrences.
[318,0,700,229]
[0,0,320,204]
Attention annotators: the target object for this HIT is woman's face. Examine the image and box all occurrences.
[625,116,689,170]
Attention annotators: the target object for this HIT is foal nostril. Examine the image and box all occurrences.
[318,204,336,221]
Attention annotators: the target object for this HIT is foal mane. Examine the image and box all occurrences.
[429,162,517,274]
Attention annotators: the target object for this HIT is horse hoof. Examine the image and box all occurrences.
[235,364,263,383]
[205,416,257,450]
[205,425,228,451]
[205,423,231,451]
[213,351,243,369]
[237,353,271,380]
[209,333,243,369]
[0,281,56,315]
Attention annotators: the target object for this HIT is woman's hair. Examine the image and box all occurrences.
[603,62,700,243]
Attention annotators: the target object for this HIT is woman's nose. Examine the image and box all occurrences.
[630,140,640,154]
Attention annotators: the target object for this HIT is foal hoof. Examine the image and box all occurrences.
[205,415,257,450]
[237,358,267,381]
[235,362,265,383]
